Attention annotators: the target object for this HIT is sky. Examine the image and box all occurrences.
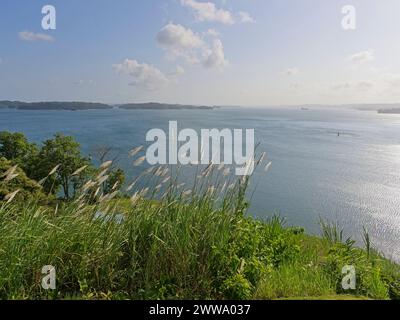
[0,0,400,106]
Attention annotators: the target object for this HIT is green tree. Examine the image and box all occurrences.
[0,131,38,176]
[104,168,125,194]
[0,157,49,203]
[36,133,92,200]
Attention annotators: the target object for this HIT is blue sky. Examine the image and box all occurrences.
[0,0,400,106]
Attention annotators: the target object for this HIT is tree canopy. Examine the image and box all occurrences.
[0,131,126,201]
[0,131,38,177]
[34,133,92,200]
[0,157,49,203]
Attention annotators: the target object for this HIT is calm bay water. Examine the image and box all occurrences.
[1,106,400,262]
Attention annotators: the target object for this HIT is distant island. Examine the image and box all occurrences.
[118,102,215,110]
[0,101,217,111]
[0,101,111,111]
[378,108,400,114]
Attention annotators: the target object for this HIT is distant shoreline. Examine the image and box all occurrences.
[2,101,400,113]
[0,101,218,111]
[377,108,400,115]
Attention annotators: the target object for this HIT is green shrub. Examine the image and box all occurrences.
[0,157,50,203]
[222,273,252,300]
[254,262,335,299]
[323,242,390,299]
[211,216,301,297]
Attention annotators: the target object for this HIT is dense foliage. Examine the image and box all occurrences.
[0,131,125,200]
[0,157,49,203]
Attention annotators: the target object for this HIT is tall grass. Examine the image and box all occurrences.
[0,151,399,300]
[0,154,267,299]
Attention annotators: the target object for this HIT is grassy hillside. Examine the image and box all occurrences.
[1,163,399,300]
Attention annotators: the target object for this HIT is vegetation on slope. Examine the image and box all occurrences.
[0,131,399,300]
[0,157,49,203]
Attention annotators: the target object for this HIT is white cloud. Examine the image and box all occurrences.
[284,67,299,76]
[19,31,54,42]
[331,82,351,91]
[113,59,170,91]
[331,81,374,92]
[157,23,228,70]
[206,28,220,37]
[289,83,302,90]
[169,65,186,77]
[238,11,255,24]
[180,0,234,25]
[202,39,228,69]
[157,23,204,49]
[356,81,373,91]
[347,50,374,64]
[74,79,96,86]
[157,23,204,63]
[383,73,400,87]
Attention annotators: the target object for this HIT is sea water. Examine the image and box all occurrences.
[1,106,400,262]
